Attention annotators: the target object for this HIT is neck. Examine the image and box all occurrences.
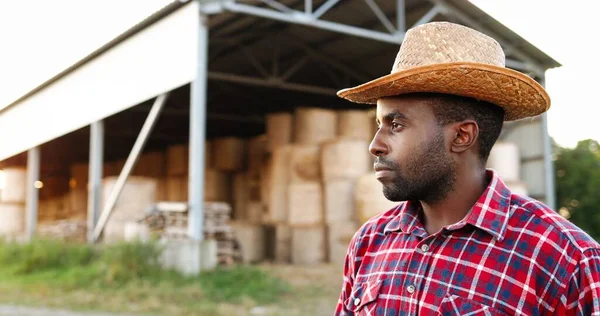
[420,167,489,235]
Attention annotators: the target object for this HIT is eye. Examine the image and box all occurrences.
[391,122,403,131]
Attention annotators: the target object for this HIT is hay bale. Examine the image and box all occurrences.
[266,113,293,153]
[39,176,70,200]
[338,110,372,141]
[233,173,249,220]
[102,176,157,222]
[102,176,157,243]
[324,180,356,223]
[288,182,323,226]
[166,176,188,202]
[0,168,27,203]
[294,107,337,145]
[275,224,292,263]
[213,137,247,172]
[327,221,358,266]
[231,221,265,264]
[321,139,370,181]
[289,145,320,183]
[246,202,264,224]
[205,170,231,202]
[166,144,188,176]
[248,135,267,179]
[355,173,398,224]
[264,146,291,224]
[0,203,25,236]
[69,188,87,218]
[70,163,89,190]
[291,225,325,265]
[133,151,165,178]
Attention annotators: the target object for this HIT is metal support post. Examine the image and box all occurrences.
[539,75,556,210]
[396,0,405,33]
[92,93,169,242]
[313,0,342,19]
[188,11,209,241]
[305,0,312,14]
[25,147,40,241]
[87,120,104,243]
[411,5,442,28]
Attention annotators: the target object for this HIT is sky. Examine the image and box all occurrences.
[0,0,172,110]
[471,0,600,148]
[0,0,597,149]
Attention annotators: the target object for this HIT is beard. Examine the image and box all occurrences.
[376,131,456,203]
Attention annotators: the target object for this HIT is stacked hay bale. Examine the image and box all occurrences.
[487,142,529,195]
[0,168,27,238]
[322,141,371,265]
[261,113,294,262]
[355,173,399,224]
[69,163,89,219]
[102,176,157,243]
[133,151,166,200]
[322,110,375,266]
[205,137,266,263]
[223,107,383,266]
[166,144,190,202]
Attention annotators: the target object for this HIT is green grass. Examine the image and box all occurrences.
[0,239,292,315]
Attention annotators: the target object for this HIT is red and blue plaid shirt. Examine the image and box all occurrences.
[335,170,600,315]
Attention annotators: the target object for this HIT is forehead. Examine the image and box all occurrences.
[375,95,436,122]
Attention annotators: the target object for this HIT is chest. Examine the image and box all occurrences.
[348,231,562,315]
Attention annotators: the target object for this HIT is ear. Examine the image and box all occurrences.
[449,120,479,154]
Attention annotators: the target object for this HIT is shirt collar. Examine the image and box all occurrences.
[383,169,512,241]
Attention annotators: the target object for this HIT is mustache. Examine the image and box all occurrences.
[373,157,399,170]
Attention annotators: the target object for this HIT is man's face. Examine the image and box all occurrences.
[370,95,456,203]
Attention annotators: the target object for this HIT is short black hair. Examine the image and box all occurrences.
[422,93,505,162]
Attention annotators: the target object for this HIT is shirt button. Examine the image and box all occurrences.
[407,285,416,294]
[421,244,430,252]
[353,298,360,306]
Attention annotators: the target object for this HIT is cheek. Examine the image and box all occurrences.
[387,133,419,164]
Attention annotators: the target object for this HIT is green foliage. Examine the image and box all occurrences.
[0,239,94,274]
[0,238,290,309]
[554,139,600,240]
[96,241,163,285]
[198,265,291,304]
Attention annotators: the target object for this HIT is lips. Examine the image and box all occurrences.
[374,163,394,180]
[373,163,393,172]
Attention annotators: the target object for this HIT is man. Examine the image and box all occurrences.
[334,22,600,315]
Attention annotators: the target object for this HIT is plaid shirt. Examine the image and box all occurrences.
[335,170,600,315]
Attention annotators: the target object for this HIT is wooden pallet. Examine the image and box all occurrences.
[138,202,240,265]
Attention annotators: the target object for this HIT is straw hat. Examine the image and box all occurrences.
[337,22,550,121]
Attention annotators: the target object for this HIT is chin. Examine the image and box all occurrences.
[382,186,408,202]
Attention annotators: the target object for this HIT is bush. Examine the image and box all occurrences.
[96,241,163,285]
[0,239,95,274]
[0,239,290,305]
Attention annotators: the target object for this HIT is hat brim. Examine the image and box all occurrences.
[336,62,550,121]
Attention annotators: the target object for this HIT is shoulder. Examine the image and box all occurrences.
[509,194,600,255]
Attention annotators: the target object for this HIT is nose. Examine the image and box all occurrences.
[369,129,388,157]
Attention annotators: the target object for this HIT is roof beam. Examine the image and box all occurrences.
[222,1,405,44]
